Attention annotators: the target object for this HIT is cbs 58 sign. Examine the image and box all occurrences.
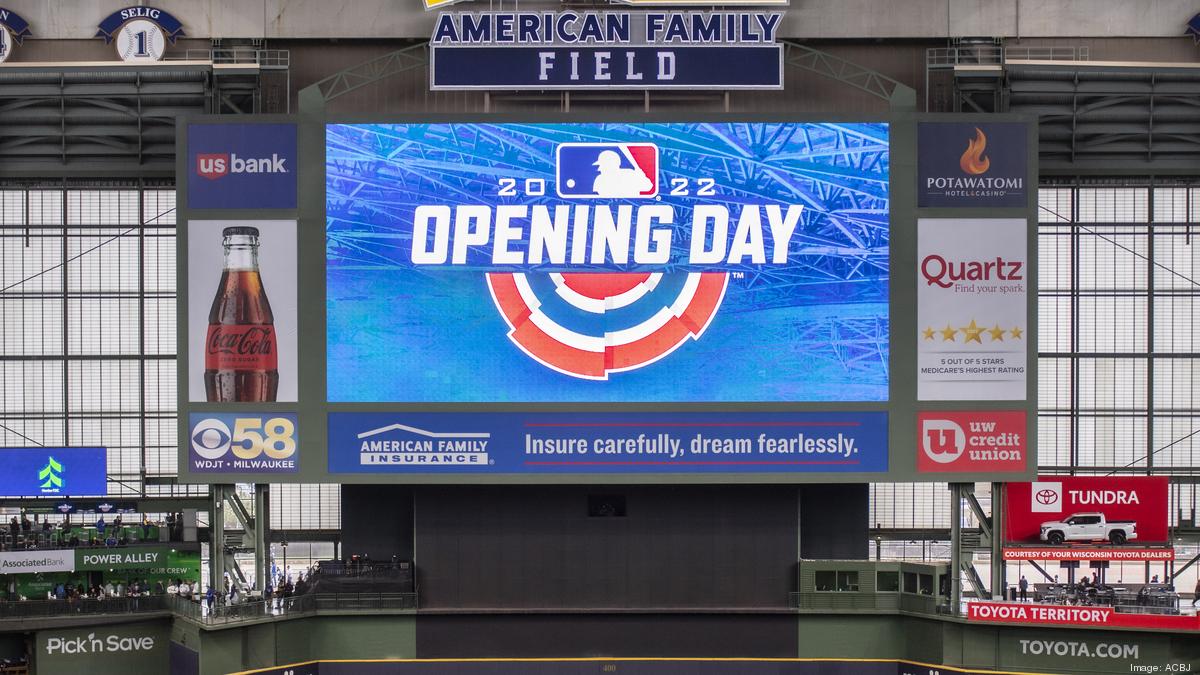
[188,413,299,474]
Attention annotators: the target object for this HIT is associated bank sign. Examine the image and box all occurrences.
[0,550,74,574]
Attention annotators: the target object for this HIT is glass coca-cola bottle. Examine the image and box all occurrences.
[204,226,279,402]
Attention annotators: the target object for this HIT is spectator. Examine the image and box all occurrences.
[104,581,115,597]
[1019,576,1028,601]
[8,517,18,541]
[205,586,215,611]
[154,580,164,595]
[54,583,65,600]
[115,581,124,597]
[141,516,151,541]
[96,516,106,539]
[167,581,178,595]
[1152,575,1160,584]
[19,514,30,534]
[191,579,200,600]
[41,518,50,533]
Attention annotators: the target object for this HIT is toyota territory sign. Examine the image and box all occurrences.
[1005,476,1169,545]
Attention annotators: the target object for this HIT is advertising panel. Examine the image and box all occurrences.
[917,218,1027,400]
[37,620,169,675]
[1004,476,1169,545]
[967,602,1199,632]
[1002,548,1174,562]
[75,545,189,572]
[187,123,297,209]
[328,411,888,476]
[187,220,298,403]
[326,122,890,402]
[0,447,107,497]
[915,411,1027,474]
[188,413,299,474]
[0,549,75,574]
[917,122,1027,208]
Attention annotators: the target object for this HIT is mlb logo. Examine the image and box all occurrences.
[556,143,658,199]
[196,153,230,180]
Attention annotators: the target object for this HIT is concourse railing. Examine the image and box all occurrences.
[166,592,418,626]
[0,595,169,620]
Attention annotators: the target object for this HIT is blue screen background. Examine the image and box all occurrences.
[326,122,890,402]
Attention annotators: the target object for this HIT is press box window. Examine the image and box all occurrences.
[877,571,899,592]
[837,571,859,592]
[903,572,918,594]
[815,571,859,592]
[919,573,934,595]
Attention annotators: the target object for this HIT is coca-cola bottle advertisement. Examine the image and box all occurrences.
[188,220,297,402]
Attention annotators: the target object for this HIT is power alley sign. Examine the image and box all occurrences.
[430,11,784,89]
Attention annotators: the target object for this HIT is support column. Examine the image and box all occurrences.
[991,482,1005,599]
[210,485,226,593]
[254,484,270,593]
[950,483,962,614]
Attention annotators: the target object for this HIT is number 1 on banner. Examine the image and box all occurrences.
[134,31,148,57]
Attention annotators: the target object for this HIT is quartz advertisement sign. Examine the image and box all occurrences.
[917,218,1028,400]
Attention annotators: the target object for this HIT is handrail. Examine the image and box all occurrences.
[0,595,169,620]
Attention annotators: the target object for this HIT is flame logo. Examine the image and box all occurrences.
[959,127,991,175]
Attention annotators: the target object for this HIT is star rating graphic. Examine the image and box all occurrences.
[921,320,1023,343]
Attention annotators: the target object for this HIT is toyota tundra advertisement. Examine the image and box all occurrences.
[1004,476,1169,548]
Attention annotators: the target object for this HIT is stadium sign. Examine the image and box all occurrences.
[328,411,889,477]
[0,447,107,497]
[430,11,784,89]
[0,7,31,64]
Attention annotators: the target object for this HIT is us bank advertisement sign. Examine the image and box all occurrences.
[917,121,1027,208]
[328,411,888,476]
[187,123,297,209]
[327,122,890,402]
[917,218,1027,401]
[0,447,106,497]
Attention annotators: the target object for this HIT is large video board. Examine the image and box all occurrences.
[326,122,890,402]
[177,114,1038,484]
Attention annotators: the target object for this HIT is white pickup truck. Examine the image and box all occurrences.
[1039,512,1137,545]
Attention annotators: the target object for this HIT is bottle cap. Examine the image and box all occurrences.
[222,226,260,237]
